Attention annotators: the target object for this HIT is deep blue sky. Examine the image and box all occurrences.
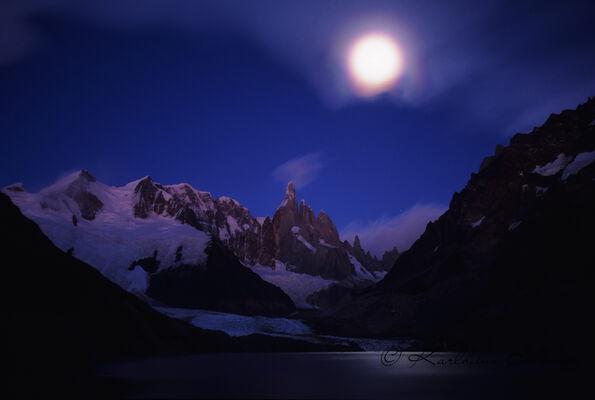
[1,0,594,252]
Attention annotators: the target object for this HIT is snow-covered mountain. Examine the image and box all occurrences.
[3,171,395,308]
[4,171,210,293]
[2,172,295,315]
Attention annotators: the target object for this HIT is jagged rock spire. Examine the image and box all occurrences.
[298,199,316,228]
[353,235,363,251]
[279,181,298,212]
[272,182,299,247]
[316,210,341,246]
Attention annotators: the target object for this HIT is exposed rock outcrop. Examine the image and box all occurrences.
[147,239,296,317]
[128,178,391,281]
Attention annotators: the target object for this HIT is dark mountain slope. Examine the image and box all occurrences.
[1,192,232,397]
[320,98,595,358]
[1,193,354,398]
[147,238,296,316]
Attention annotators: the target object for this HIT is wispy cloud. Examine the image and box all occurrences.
[271,153,323,189]
[342,203,446,257]
[2,1,593,134]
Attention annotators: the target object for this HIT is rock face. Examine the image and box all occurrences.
[322,98,595,357]
[101,175,393,282]
[261,183,397,281]
[39,170,104,220]
[270,183,356,280]
[378,247,400,271]
[147,239,296,316]
[381,98,595,295]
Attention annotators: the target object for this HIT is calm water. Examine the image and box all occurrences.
[97,351,589,399]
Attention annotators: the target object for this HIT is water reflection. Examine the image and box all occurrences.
[98,351,590,399]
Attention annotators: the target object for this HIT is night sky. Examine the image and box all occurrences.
[2,0,594,254]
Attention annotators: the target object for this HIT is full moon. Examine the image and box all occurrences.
[348,33,404,96]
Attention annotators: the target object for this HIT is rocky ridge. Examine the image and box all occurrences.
[318,98,595,357]
[3,170,398,309]
[96,176,396,282]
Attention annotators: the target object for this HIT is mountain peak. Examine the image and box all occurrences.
[137,175,153,184]
[286,181,296,198]
[51,170,104,221]
[39,170,95,193]
[317,210,329,220]
[354,235,362,250]
[278,181,298,211]
[79,170,96,182]
[5,183,26,193]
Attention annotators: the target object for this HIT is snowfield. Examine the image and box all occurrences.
[3,172,209,293]
[532,151,595,180]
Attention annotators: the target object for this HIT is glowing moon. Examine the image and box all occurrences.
[348,33,404,96]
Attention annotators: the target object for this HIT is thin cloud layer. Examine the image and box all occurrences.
[342,203,447,257]
[272,153,323,189]
[2,1,594,134]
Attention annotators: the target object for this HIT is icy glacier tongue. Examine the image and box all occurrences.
[154,306,418,351]
[248,260,335,308]
[155,307,313,337]
[3,171,209,293]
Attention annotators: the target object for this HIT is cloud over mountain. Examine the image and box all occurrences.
[272,153,323,189]
[342,203,446,257]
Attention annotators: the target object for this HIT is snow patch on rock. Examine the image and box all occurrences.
[532,153,571,176]
[562,150,595,180]
[296,235,316,253]
[226,216,241,234]
[471,216,485,228]
[348,254,376,281]
[319,239,337,248]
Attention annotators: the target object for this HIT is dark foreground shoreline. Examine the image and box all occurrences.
[96,351,593,399]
